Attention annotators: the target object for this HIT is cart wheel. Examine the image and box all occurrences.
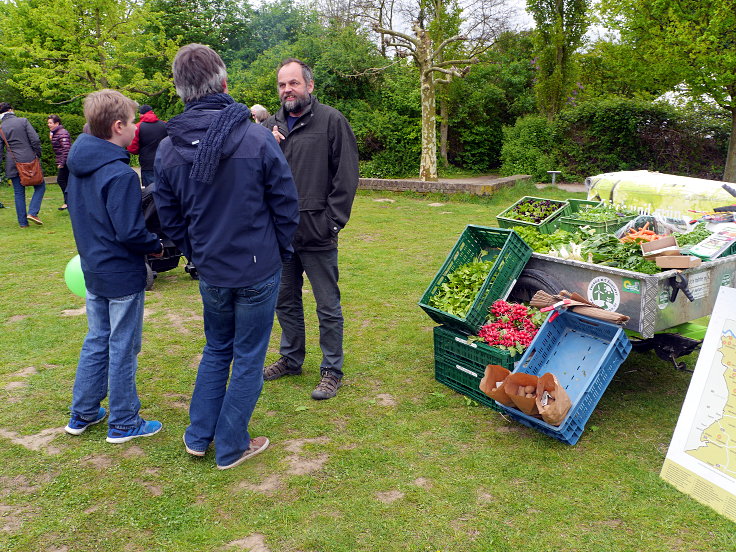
[508,268,565,303]
[145,262,155,291]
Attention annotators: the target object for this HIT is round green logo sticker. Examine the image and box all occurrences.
[587,276,620,311]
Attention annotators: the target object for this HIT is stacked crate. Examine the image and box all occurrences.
[419,225,532,410]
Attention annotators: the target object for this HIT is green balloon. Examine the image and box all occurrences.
[64,254,86,298]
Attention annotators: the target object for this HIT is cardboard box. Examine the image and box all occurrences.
[641,235,679,258]
[655,255,702,269]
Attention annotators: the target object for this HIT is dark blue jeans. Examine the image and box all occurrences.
[275,248,344,377]
[185,272,280,466]
[11,176,45,226]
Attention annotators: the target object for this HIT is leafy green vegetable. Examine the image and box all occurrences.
[581,233,660,273]
[674,223,713,247]
[502,198,566,223]
[572,204,638,222]
[429,260,495,317]
[512,226,585,253]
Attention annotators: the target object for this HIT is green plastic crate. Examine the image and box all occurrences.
[558,213,637,235]
[433,325,516,411]
[562,198,602,217]
[496,196,569,234]
[419,226,532,334]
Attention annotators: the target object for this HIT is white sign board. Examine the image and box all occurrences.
[660,286,736,522]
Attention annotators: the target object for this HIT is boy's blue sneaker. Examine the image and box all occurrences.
[64,407,107,435]
[106,420,163,444]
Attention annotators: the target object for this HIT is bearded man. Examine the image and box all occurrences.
[263,58,359,400]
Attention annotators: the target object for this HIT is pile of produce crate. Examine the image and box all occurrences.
[419,225,532,411]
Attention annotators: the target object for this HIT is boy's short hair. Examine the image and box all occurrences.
[83,89,138,139]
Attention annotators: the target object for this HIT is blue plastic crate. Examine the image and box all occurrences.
[498,311,632,445]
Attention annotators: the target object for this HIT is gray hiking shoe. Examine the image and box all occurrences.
[263,357,302,381]
[311,371,343,400]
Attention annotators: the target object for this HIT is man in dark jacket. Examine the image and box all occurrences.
[0,102,45,227]
[263,58,359,400]
[47,114,71,210]
[153,43,299,470]
[127,105,167,187]
[66,89,164,444]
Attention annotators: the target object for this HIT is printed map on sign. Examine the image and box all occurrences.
[661,286,736,523]
[685,324,736,478]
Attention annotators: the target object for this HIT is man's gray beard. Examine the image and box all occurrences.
[283,96,309,114]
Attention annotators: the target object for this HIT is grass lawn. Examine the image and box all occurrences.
[0,181,733,551]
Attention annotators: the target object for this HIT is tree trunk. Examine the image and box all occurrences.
[724,108,736,183]
[419,67,438,181]
[439,95,449,168]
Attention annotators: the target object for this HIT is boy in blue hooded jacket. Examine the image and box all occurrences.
[64,90,164,444]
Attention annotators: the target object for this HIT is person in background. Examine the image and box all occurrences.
[127,105,167,187]
[250,104,270,124]
[0,102,45,227]
[153,44,299,470]
[262,58,359,400]
[47,114,71,210]
[65,89,164,444]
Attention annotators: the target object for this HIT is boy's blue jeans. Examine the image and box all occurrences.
[70,290,145,431]
[185,272,279,466]
[11,176,45,226]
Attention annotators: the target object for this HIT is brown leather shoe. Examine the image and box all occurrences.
[311,371,343,400]
[263,357,302,381]
[26,214,43,225]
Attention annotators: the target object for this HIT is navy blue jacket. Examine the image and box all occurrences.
[67,134,161,297]
[153,100,299,288]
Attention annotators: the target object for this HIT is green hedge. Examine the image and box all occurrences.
[500,99,729,181]
[11,112,87,177]
[499,115,555,181]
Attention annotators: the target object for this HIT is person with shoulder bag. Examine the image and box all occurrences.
[0,102,46,227]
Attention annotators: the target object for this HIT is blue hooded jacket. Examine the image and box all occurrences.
[67,133,161,298]
[153,97,299,288]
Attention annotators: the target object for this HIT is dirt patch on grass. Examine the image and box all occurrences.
[61,307,86,316]
[164,311,203,334]
[282,437,330,475]
[413,477,432,489]
[375,393,397,407]
[477,491,495,503]
[10,366,38,378]
[122,445,146,458]
[235,474,283,495]
[375,490,404,504]
[225,533,270,551]
[82,454,113,470]
[0,427,64,455]
[164,393,190,410]
[0,503,34,533]
[140,481,163,496]
[7,314,30,323]
[5,381,27,390]
[373,198,396,203]
[0,472,54,497]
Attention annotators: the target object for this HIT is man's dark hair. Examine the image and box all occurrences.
[172,44,227,104]
[0,102,12,114]
[48,114,62,124]
[139,105,152,115]
[278,58,313,84]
